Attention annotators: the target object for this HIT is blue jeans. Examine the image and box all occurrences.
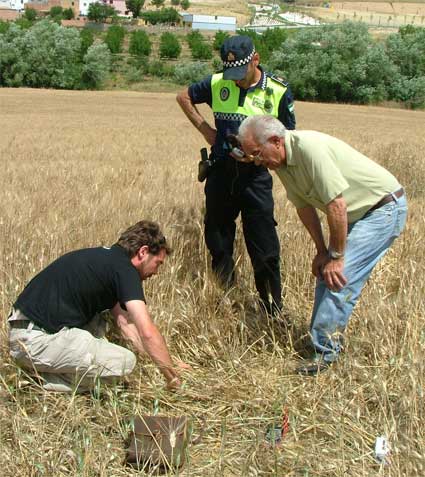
[310,193,408,363]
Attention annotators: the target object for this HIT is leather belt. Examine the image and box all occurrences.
[8,320,45,332]
[369,188,404,212]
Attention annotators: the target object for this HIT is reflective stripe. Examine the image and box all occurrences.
[213,112,248,122]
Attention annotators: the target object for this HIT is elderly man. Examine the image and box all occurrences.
[237,115,408,375]
[8,220,189,392]
[176,35,296,317]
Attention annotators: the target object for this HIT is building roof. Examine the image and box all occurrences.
[180,13,236,25]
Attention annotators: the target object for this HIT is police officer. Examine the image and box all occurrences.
[176,35,296,316]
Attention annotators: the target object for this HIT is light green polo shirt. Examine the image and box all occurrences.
[275,131,401,223]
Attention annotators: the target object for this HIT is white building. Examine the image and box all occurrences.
[180,13,236,32]
[79,0,96,16]
[0,0,27,10]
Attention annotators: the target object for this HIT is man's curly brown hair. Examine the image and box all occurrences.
[116,220,172,257]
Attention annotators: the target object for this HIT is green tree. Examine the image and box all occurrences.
[141,7,179,25]
[82,43,111,89]
[180,0,190,10]
[269,21,394,103]
[151,0,165,8]
[0,24,26,87]
[0,20,10,34]
[213,30,229,51]
[80,28,94,58]
[261,28,287,62]
[159,32,181,58]
[125,0,145,18]
[49,6,63,17]
[171,0,180,5]
[129,30,151,56]
[19,20,82,89]
[386,26,425,78]
[87,2,116,23]
[186,30,203,48]
[23,8,37,22]
[105,25,126,54]
[63,8,75,20]
[49,5,64,24]
[191,41,212,60]
[392,76,425,109]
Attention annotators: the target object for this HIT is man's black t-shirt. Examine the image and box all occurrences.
[14,245,144,333]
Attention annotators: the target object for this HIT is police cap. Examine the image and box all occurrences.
[220,35,256,81]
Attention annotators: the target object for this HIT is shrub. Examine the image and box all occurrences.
[63,8,75,20]
[386,26,425,79]
[125,0,145,19]
[213,30,229,51]
[16,20,82,89]
[49,6,63,18]
[211,56,222,71]
[391,76,425,109]
[14,18,33,29]
[191,41,212,60]
[23,8,37,22]
[186,30,203,48]
[87,2,116,23]
[80,28,94,58]
[105,24,126,54]
[140,7,179,25]
[129,30,151,57]
[159,32,181,59]
[127,54,149,72]
[173,61,212,85]
[0,25,26,87]
[82,43,111,89]
[0,20,10,34]
[147,59,174,77]
[268,21,395,103]
[125,65,143,83]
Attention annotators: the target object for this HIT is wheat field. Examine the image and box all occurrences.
[0,88,424,476]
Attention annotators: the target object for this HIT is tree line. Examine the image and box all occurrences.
[0,18,424,108]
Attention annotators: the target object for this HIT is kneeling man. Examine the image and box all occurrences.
[8,220,189,391]
[237,115,408,375]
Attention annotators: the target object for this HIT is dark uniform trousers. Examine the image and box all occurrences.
[204,164,282,313]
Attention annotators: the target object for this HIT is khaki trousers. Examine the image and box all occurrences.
[8,309,136,392]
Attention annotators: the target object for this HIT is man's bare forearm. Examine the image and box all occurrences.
[176,89,206,129]
[297,206,327,253]
[326,195,348,255]
[113,302,179,384]
[176,89,216,145]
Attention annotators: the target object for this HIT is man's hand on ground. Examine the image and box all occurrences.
[165,376,182,391]
[175,359,192,371]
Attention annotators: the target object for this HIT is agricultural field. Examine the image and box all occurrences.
[0,88,424,476]
[292,1,425,28]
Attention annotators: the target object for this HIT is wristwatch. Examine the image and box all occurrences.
[329,248,345,260]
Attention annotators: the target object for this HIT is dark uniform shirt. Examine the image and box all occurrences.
[14,245,144,333]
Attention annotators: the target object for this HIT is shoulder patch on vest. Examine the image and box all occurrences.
[220,86,230,101]
[267,73,288,87]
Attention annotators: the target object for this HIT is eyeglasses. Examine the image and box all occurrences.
[243,144,265,163]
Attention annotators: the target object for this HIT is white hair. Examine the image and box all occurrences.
[238,115,286,145]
